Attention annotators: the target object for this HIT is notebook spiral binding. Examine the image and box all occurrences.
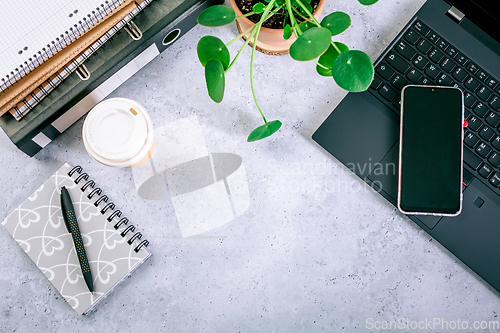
[3,0,156,120]
[68,165,149,252]
[1,0,127,88]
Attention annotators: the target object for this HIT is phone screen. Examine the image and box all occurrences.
[399,85,463,215]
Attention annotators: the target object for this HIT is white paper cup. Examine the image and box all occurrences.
[83,98,154,168]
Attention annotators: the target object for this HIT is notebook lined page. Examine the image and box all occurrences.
[0,0,125,88]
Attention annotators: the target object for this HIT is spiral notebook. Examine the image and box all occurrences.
[0,0,151,120]
[1,163,151,315]
[0,0,127,88]
[6,0,154,121]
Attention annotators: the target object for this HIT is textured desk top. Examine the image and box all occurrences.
[1,0,500,331]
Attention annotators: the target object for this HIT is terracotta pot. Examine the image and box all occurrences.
[229,0,326,55]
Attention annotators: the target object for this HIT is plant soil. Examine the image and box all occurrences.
[235,0,320,29]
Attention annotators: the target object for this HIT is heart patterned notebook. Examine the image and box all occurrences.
[2,163,151,315]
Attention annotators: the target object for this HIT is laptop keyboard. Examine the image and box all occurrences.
[368,19,500,194]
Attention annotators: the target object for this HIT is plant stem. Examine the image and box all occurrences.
[291,5,308,21]
[262,8,281,24]
[286,0,305,38]
[285,0,298,29]
[294,0,319,25]
[294,23,303,36]
[235,11,255,18]
[330,41,342,55]
[225,27,258,73]
[314,60,329,70]
[249,0,277,124]
[225,6,281,72]
[285,0,296,37]
[226,24,255,47]
[250,28,267,124]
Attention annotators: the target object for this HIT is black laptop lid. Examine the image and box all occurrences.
[446,0,500,43]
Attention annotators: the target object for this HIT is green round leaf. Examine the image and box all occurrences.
[197,5,235,27]
[358,0,379,5]
[289,27,332,61]
[332,50,374,92]
[247,120,282,142]
[197,36,230,70]
[316,42,349,77]
[283,24,292,40]
[253,3,265,13]
[321,12,351,36]
[205,59,225,103]
[298,20,316,33]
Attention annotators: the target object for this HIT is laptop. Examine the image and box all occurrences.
[313,0,500,292]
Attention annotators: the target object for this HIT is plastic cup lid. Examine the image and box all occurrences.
[84,98,150,163]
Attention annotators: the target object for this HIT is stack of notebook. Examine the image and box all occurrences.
[0,0,223,156]
[0,0,151,120]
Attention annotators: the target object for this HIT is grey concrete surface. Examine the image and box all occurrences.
[1,0,500,332]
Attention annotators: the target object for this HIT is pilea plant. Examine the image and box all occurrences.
[197,0,378,142]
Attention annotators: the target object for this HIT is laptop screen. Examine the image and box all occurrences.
[447,0,500,43]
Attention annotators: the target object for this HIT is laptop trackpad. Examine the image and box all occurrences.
[312,92,399,178]
[313,93,441,229]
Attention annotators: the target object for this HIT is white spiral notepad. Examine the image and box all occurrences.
[2,163,151,315]
[0,0,126,88]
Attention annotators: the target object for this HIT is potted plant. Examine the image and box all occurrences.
[229,0,327,54]
[196,0,378,142]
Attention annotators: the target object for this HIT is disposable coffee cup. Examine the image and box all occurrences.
[83,98,154,168]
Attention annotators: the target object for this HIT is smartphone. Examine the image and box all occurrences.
[398,85,464,216]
